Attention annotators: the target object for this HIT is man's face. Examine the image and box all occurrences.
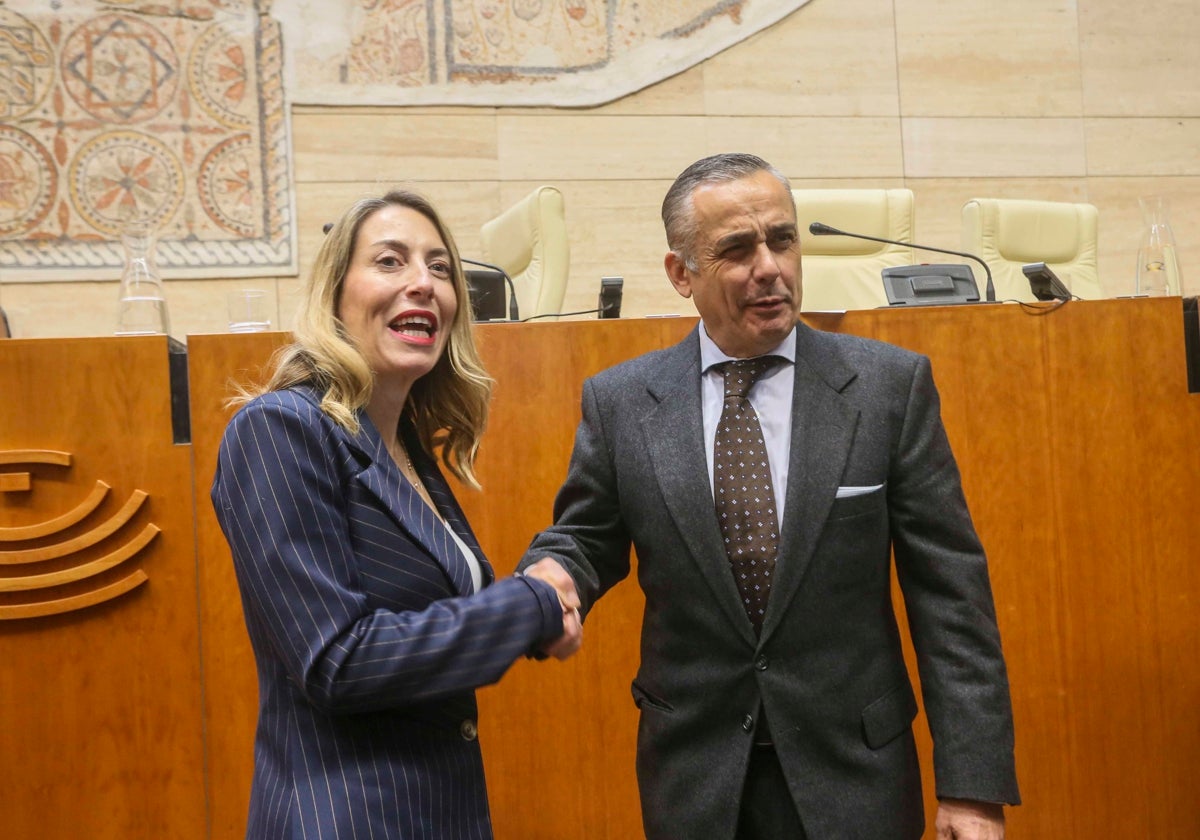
[665,170,801,358]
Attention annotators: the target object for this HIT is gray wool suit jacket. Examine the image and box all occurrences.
[522,323,1019,840]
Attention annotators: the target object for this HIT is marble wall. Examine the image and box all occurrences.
[2,0,1197,338]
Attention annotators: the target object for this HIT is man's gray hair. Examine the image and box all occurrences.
[661,153,794,269]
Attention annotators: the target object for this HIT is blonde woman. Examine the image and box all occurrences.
[212,190,581,840]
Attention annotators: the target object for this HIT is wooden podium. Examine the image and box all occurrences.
[2,299,1198,838]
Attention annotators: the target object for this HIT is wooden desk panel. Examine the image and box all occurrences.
[0,336,205,839]
[5,299,1196,839]
[1035,300,1200,835]
[455,302,1200,838]
[464,318,695,840]
[186,302,1200,839]
[187,331,292,839]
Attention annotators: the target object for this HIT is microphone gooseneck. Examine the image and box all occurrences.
[808,221,996,303]
[460,257,520,321]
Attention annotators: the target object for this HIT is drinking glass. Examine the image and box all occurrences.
[228,289,271,333]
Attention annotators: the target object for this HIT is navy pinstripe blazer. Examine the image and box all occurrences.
[211,384,562,840]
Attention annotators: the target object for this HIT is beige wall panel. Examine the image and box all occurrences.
[292,105,497,116]
[1086,118,1200,176]
[708,117,904,178]
[1,281,117,339]
[790,177,908,190]
[1080,0,1200,115]
[593,64,707,115]
[0,279,291,341]
[508,64,708,117]
[496,115,710,181]
[1087,177,1200,297]
[292,112,500,182]
[896,0,1083,117]
[903,118,1086,178]
[702,0,900,117]
[168,278,286,338]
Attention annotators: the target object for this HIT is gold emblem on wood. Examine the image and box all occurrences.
[0,450,157,620]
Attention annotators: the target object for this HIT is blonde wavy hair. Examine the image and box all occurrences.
[235,189,493,488]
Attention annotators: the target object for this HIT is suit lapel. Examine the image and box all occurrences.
[409,430,495,590]
[643,330,759,643]
[761,325,860,640]
[349,412,479,596]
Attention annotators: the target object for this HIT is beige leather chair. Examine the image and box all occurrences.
[793,188,915,311]
[480,186,570,320]
[961,198,1103,302]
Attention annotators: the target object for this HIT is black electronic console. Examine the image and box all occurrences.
[881,264,982,307]
[1022,262,1072,302]
[465,268,508,320]
[462,257,519,321]
[598,276,623,319]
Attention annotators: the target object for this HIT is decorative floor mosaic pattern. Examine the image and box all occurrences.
[0,0,294,281]
[278,0,808,107]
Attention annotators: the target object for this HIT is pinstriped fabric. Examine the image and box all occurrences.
[211,385,562,840]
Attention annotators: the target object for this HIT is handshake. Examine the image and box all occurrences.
[522,557,584,660]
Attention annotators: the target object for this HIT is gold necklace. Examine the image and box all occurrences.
[394,440,440,517]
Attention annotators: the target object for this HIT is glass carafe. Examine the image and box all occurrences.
[1135,196,1182,297]
[115,221,170,335]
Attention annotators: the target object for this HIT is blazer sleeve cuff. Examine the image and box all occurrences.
[514,573,564,659]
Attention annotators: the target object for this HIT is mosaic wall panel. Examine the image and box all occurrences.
[277,0,808,107]
[0,0,294,281]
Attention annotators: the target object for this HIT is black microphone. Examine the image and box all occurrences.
[460,257,520,321]
[808,221,995,303]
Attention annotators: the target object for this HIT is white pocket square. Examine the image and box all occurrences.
[835,484,884,499]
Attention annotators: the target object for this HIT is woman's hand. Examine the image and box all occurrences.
[523,558,583,660]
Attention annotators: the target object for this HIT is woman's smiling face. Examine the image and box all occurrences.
[337,203,459,394]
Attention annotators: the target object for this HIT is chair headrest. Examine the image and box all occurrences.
[793,188,914,257]
[964,198,1097,264]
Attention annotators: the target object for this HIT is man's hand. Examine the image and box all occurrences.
[522,557,583,660]
[935,798,1005,839]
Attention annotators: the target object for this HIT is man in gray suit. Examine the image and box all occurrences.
[520,153,1019,839]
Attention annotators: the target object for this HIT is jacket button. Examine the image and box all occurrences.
[742,714,755,732]
[755,656,769,671]
[460,719,478,741]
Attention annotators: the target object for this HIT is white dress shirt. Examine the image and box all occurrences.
[444,520,484,593]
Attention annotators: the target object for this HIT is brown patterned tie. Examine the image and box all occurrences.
[713,357,780,635]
